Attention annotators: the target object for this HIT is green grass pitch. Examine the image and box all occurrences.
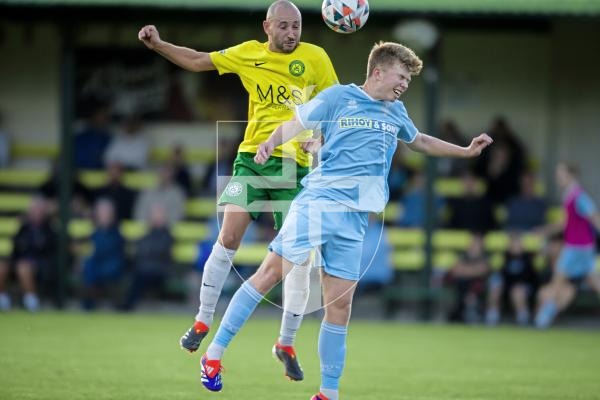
[1,312,599,399]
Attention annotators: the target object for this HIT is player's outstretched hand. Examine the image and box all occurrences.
[138,25,161,49]
[466,133,493,157]
[301,137,322,154]
[255,141,275,165]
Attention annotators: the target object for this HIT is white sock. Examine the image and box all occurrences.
[279,263,310,346]
[279,311,303,346]
[320,388,339,400]
[206,343,226,361]
[195,242,236,327]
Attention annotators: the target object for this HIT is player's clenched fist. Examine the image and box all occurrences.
[467,133,493,157]
[138,25,161,49]
[301,137,322,154]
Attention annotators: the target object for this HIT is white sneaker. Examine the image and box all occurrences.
[0,293,11,311]
[23,293,40,312]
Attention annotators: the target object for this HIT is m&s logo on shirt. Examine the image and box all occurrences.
[338,117,372,129]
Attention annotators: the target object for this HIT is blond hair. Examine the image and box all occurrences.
[366,41,423,77]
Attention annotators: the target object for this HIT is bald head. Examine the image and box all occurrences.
[263,0,302,53]
[266,0,301,21]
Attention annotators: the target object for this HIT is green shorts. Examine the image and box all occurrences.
[218,152,309,230]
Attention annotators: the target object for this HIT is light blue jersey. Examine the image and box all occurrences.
[295,84,418,213]
[271,84,420,280]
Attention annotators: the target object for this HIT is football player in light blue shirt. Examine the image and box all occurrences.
[199,41,493,399]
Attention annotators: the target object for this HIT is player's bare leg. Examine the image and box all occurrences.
[180,204,252,352]
[536,283,552,312]
[536,273,573,328]
[584,273,600,297]
[554,281,576,311]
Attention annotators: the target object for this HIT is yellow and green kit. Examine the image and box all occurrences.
[210,40,338,228]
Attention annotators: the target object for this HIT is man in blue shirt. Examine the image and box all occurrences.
[199,41,493,399]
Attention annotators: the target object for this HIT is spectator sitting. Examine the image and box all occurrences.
[0,260,9,311]
[357,215,393,293]
[485,233,539,326]
[39,162,94,218]
[445,234,491,323]
[74,104,113,170]
[170,143,193,196]
[122,205,174,311]
[398,170,445,228]
[446,170,496,233]
[81,199,125,310]
[0,110,10,168]
[1,197,56,311]
[134,164,186,226]
[505,171,547,231]
[104,114,150,170]
[93,161,137,221]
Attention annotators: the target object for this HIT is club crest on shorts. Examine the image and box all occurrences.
[225,182,243,197]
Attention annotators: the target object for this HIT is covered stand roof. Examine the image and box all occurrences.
[2,0,600,16]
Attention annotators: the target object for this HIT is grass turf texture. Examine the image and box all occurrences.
[0,312,599,399]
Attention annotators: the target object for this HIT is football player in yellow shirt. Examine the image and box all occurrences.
[138,0,338,382]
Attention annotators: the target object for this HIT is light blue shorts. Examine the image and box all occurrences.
[557,245,597,279]
[269,190,369,281]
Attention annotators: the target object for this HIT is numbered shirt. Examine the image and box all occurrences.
[210,40,338,167]
[295,84,418,213]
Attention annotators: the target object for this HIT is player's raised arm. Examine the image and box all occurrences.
[255,117,306,164]
[138,25,215,72]
[407,132,493,158]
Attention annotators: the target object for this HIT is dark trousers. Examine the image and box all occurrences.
[123,269,165,310]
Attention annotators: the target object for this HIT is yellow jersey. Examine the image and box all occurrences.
[209,40,338,168]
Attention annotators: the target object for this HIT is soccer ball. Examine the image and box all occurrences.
[321,0,370,34]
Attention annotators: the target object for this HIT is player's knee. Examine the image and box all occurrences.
[218,232,242,250]
[326,299,352,325]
